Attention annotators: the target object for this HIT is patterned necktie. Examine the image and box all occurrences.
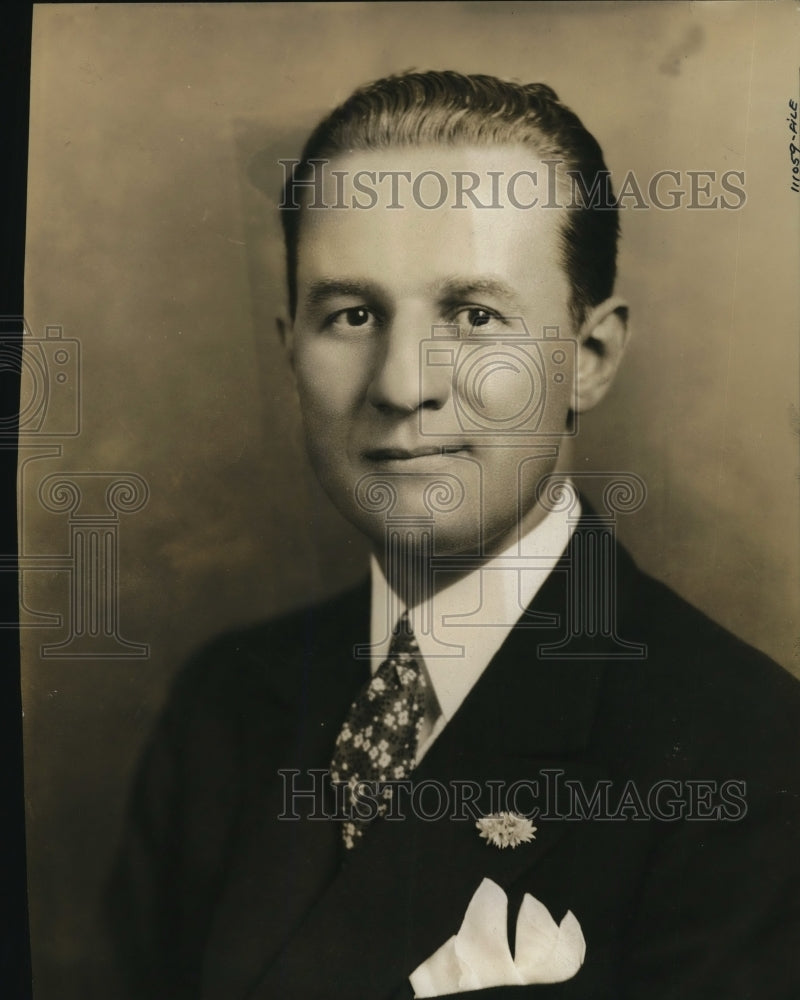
[330,611,427,849]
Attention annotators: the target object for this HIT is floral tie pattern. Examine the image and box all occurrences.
[330,611,427,849]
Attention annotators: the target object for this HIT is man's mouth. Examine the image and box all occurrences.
[363,445,469,462]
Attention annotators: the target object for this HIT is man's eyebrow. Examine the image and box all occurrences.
[303,279,383,309]
[434,276,525,312]
[302,275,525,312]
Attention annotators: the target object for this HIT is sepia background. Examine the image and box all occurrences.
[22,2,799,996]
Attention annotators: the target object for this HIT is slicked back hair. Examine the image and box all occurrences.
[280,70,619,329]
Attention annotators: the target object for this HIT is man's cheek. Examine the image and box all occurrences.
[297,366,359,418]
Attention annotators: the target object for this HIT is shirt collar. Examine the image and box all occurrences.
[369,495,579,724]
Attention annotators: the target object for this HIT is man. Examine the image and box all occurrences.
[109,71,800,999]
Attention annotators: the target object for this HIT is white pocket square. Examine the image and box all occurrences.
[409,878,586,997]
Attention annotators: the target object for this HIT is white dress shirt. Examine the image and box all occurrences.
[369,498,579,762]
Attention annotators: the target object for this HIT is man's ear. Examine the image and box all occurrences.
[573,296,629,412]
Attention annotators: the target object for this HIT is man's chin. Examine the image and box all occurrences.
[346,508,509,563]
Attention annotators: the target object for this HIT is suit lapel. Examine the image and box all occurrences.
[200,583,372,999]
[242,520,620,1000]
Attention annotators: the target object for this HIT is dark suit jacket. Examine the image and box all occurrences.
[108,516,800,999]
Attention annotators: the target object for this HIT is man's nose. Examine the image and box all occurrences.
[366,319,451,415]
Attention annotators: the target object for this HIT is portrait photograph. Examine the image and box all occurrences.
[13,2,800,998]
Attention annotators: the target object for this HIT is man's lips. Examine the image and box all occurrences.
[363,445,470,461]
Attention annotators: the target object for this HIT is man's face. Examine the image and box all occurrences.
[285,145,579,559]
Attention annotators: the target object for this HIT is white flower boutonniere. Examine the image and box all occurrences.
[476,811,536,849]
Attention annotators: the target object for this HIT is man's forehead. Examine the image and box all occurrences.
[294,146,571,303]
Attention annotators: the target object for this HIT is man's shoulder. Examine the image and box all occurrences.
[619,547,791,684]
[603,546,800,778]
[163,578,370,718]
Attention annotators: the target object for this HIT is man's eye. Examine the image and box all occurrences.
[328,307,376,331]
[455,307,505,331]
